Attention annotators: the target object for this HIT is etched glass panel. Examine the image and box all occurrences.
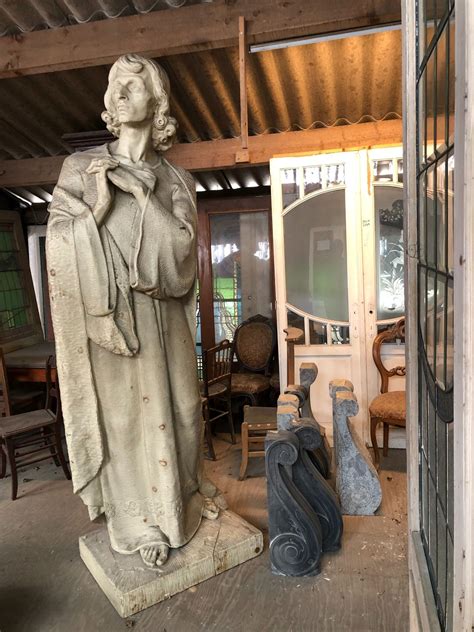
[375,186,405,320]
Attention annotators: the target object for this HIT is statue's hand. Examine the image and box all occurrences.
[86,157,119,226]
[107,167,149,207]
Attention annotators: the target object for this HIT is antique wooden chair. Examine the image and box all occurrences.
[230,314,276,406]
[239,404,277,480]
[369,318,406,469]
[0,355,71,500]
[238,327,304,480]
[200,339,235,456]
[0,349,44,418]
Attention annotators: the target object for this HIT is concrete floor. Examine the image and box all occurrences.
[0,436,408,632]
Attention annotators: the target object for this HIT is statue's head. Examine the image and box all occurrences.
[102,54,177,152]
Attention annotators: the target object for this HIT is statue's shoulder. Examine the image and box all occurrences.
[163,159,196,201]
[61,145,108,172]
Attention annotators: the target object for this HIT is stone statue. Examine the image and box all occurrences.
[46,54,219,569]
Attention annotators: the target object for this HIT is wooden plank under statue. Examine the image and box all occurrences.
[46,53,262,617]
[329,380,382,515]
[265,365,342,577]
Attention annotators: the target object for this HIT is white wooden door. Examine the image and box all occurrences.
[271,148,405,445]
[364,147,406,448]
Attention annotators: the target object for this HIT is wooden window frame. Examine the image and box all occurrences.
[197,194,274,352]
[404,1,474,630]
[0,211,43,353]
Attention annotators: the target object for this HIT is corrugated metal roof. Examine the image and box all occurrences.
[0,0,210,37]
[0,30,403,162]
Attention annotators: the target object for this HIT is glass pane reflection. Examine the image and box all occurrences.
[309,320,326,345]
[284,189,349,322]
[287,309,305,345]
[427,270,436,372]
[210,212,271,342]
[281,168,299,208]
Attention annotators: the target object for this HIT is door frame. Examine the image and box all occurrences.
[403,0,474,629]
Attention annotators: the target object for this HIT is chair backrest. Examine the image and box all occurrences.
[45,355,62,421]
[372,317,406,394]
[0,349,11,417]
[202,339,234,395]
[233,314,276,375]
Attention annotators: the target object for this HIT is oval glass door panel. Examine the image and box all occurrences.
[283,189,349,322]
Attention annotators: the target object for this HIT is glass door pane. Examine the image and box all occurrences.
[284,188,349,323]
[210,211,272,343]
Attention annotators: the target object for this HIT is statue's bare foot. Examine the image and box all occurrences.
[155,543,169,566]
[202,497,219,520]
[140,544,169,568]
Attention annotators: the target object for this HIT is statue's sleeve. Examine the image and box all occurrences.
[129,174,197,299]
[47,156,105,493]
[48,156,116,318]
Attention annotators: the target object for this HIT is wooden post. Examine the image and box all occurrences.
[237,15,250,164]
[284,326,304,386]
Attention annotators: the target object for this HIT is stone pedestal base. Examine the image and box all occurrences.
[79,510,263,618]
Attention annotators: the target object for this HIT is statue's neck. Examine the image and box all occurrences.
[112,124,155,164]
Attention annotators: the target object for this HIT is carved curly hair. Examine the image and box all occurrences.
[101,54,177,152]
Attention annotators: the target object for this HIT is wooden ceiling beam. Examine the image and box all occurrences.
[0,0,401,78]
[0,119,403,187]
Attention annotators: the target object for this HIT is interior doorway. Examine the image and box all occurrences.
[196,195,275,358]
[270,147,405,445]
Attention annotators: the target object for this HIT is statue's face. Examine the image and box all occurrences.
[111,71,156,125]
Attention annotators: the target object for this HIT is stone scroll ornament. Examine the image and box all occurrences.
[329,380,382,515]
[285,362,331,478]
[265,363,343,577]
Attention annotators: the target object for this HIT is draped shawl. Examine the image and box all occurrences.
[46,145,197,494]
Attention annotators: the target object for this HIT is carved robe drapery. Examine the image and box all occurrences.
[47,145,211,554]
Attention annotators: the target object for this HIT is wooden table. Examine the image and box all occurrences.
[4,341,55,382]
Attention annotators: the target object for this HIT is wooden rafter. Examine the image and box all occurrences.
[0,0,401,78]
[0,120,403,187]
[237,15,249,163]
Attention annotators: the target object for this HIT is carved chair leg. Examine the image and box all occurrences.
[383,423,389,457]
[5,438,18,500]
[370,416,381,470]
[239,421,249,481]
[54,424,71,480]
[0,443,6,479]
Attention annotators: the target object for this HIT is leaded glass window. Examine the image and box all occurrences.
[416,2,455,630]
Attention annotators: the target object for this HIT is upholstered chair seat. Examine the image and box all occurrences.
[231,373,271,396]
[369,390,406,421]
